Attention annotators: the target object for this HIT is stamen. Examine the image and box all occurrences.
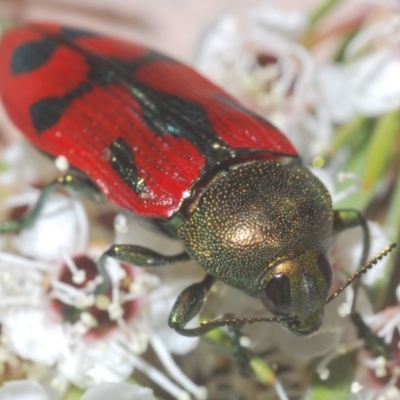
[0,296,37,307]
[0,251,52,271]
[274,378,290,400]
[108,266,124,321]
[150,335,208,400]
[51,280,87,306]
[74,294,95,309]
[60,250,86,285]
[118,340,191,400]
[318,367,330,380]
[337,302,351,318]
[95,294,110,310]
[374,355,388,378]
[80,312,98,329]
[350,381,363,394]
[115,315,131,339]
[114,214,128,234]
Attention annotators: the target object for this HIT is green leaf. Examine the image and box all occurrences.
[332,116,371,155]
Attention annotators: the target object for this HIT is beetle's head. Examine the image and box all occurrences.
[258,250,333,335]
[178,160,334,336]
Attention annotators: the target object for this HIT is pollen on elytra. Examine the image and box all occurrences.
[54,155,69,171]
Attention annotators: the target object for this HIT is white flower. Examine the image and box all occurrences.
[81,382,155,400]
[0,143,206,400]
[0,380,156,400]
[317,8,400,123]
[318,50,400,123]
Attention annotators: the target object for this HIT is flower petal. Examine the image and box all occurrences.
[80,382,155,400]
[0,380,49,400]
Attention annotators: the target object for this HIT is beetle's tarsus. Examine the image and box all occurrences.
[351,311,391,360]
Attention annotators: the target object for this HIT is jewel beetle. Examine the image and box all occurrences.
[0,22,372,337]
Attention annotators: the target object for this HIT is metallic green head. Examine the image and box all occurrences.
[178,160,334,335]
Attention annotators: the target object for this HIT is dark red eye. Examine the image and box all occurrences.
[317,253,333,290]
[260,274,291,316]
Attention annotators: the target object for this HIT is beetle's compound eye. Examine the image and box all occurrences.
[317,253,333,291]
[261,274,291,316]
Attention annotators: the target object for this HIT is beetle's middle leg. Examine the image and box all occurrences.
[0,173,103,233]
[333,209,370,269]
[332,209,393,358]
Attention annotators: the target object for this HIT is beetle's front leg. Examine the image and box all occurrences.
[333,209,370,267]
[168,274,216,336]
[98,246,221,336]
[0,173,103,233]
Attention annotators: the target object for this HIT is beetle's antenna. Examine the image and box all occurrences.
[326,243,397,304]
[200,316,284,330]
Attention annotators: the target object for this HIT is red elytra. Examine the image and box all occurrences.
[0,23,297,218]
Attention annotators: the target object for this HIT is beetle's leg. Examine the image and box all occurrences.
[0,173,103,233]
[333,209,370,310]
[351,312,391,360]
[98,246,279,337]
[229,324,252,377]
[332,210,393,359]
[168,274,217,336]
[333,209,370,268]
[168,276,281,336]
[97,244,191,288]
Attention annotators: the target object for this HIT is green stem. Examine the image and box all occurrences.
[309,0,343,29]
[362,110,400,191]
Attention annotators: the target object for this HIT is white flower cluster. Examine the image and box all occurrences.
[0,142,206,400]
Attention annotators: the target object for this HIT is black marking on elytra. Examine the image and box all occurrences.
[108,137,147,194]
[86,58,115,86]
[133,85,231,162]
[81,55,234,165]
[11,37,57,74]
[11,27,97,75]
[85,51,177,85]
[21,29,247,166]
[31,82,92,133]
[127,50,178,72]
[60,27,98,41]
